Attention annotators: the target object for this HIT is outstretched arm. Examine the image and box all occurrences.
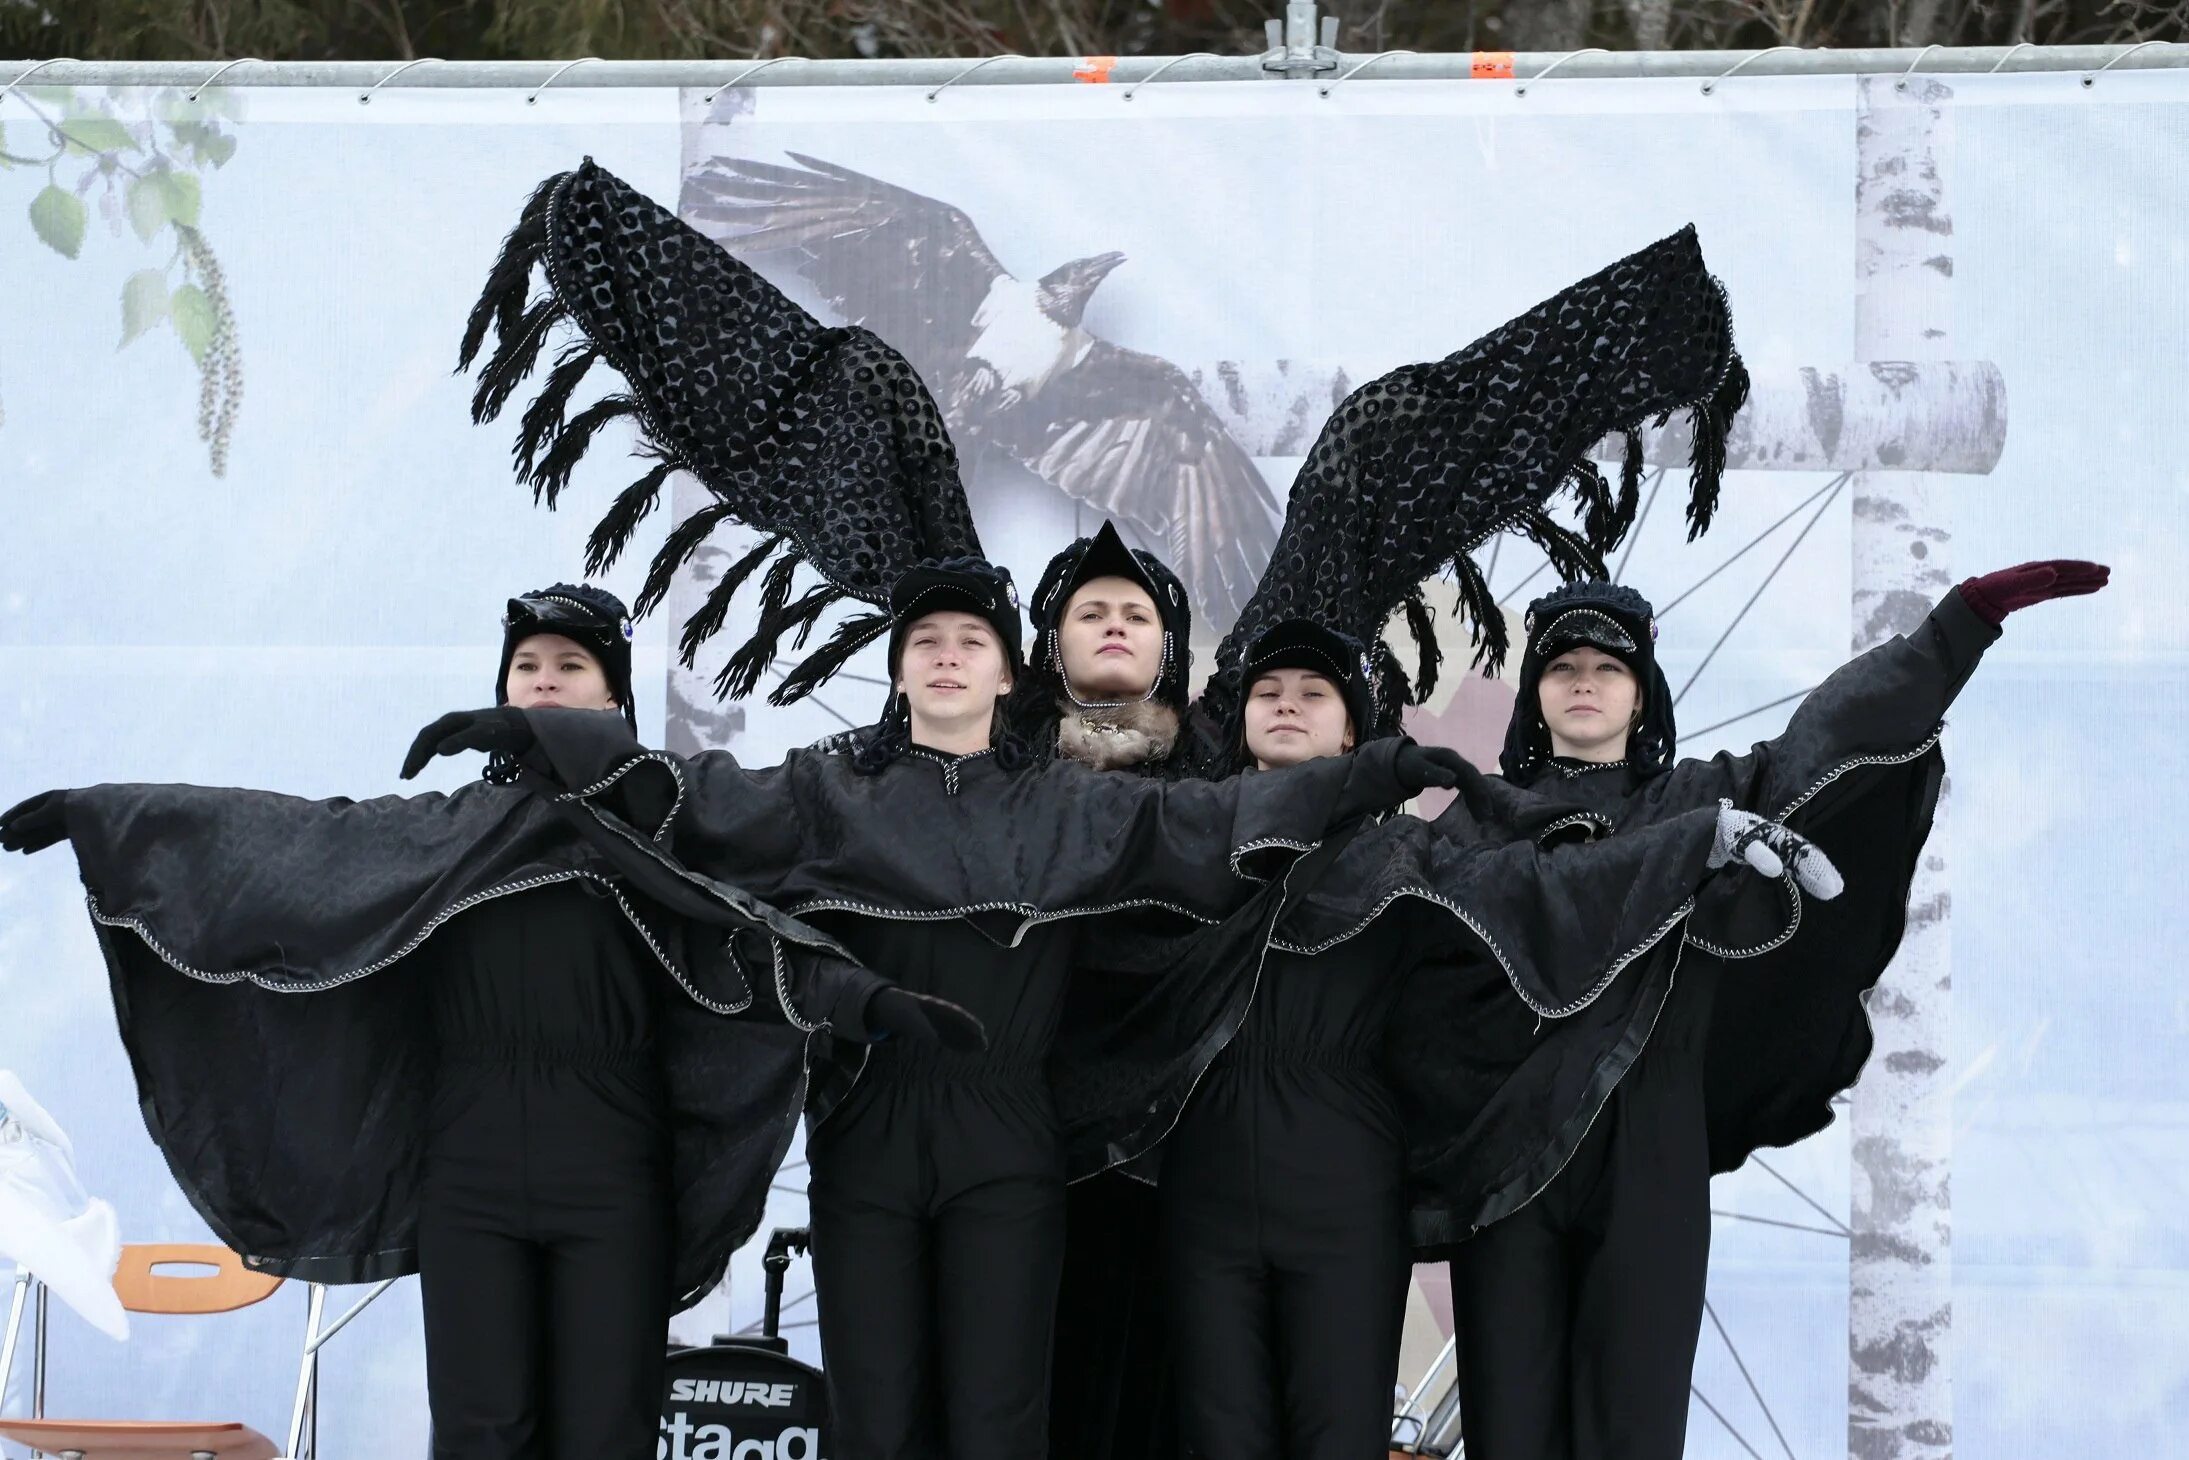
[1018,740,1469,919]
[1653,561,2107,818]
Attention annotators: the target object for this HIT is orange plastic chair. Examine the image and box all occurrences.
[0,1243,287,1460]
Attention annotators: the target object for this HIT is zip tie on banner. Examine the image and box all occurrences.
[1701,46,1805,96]
[1319,50,1418,98]
[705,56,800,104]
[1123,53,1222,102]
[0,59,77,108]
[528,57,600,105]
[1989,42,2036,74]
[2084,40,2176,89]
[359,57,441,105]
[188,57,260,102]
[1515,48,1606,98]
[1895,44,1944,90]
[927,54,1023,103]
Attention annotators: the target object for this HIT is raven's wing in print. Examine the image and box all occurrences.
[985,339,1282,628]
[683,152,1007,395]
[686,151,1281,625]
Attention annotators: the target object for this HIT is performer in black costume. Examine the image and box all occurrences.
[1157,620,1421,1460]
[1124,609,1833,1460]
[1,583,983,1460]
[412,571,1462,1460]
[1390,561,2108,1460]
[453,158,1817,1460]
[1021,522,1201,1460]
[1011,216,1756,1457]
[449,162,1473,1460]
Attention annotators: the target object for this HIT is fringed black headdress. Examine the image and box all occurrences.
[457,159,982,710]
[1200,224,1747,735]
[1027,521,1193,712]
[1498,580,1675,781]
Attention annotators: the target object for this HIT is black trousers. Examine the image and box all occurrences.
[416,1062,672,1460]
[1448,1055,1712,1460]
[1158,1074,1411,1460]
[807,1055,1067,1460]
[1049,1172,1182,1460]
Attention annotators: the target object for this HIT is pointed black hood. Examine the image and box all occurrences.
[1029,521,1192,710]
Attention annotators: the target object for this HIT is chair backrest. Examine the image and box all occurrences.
[111,1243,283,1315]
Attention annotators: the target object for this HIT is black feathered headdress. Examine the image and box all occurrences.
[1200,224,1748,738]
[458,159,982,711]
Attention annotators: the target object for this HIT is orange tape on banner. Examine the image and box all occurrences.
[1470,51,1516,79]
[1075,56,1119,84]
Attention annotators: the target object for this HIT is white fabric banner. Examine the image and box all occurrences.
[0,72,2181,1457]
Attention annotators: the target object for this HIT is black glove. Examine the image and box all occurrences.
[0,790,69,855]
[862,986,989,1053]
[1328,741,1469,825]
[400,707,535,780]
[1394,743,1468,793]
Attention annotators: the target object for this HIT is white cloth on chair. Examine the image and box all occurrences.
[0,1071,127,1340]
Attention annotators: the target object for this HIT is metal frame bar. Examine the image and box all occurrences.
[1390,1332,1456,1446]
[0,1271,27,1412]
[29,1282,45,1421]
[285,1279,396,1460]
[0,47,2183,92]
[5,1268,394,1459]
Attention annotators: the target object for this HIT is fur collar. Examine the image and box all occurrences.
[1055,698,1182,771]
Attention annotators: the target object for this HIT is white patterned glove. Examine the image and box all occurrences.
[1710,801,1845,900]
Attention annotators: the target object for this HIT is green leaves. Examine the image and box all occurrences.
[126,168,202,241]
[29,184,86,259]
[56,116,136,157]
[170,283,217,364]
[121,269,171,346]
[168,120,238,169]
[18,84,247,475]
[126,173,166,241]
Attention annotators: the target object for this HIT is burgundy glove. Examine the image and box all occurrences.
[1957,560,2109,626]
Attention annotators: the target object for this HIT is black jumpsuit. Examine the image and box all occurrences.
[1447,590,1998,1460]
[1160,914,1420,1460]
[418,880,672,1460]
[1447,861,1718,1460]
[804,913,1079,1460]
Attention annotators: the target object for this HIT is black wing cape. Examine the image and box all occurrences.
[1377,587,1997,1246]
[53,773,914,1306]
[517,708,1429,1162]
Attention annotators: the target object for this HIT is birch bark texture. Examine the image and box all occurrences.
[1848,71,1958,1460]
